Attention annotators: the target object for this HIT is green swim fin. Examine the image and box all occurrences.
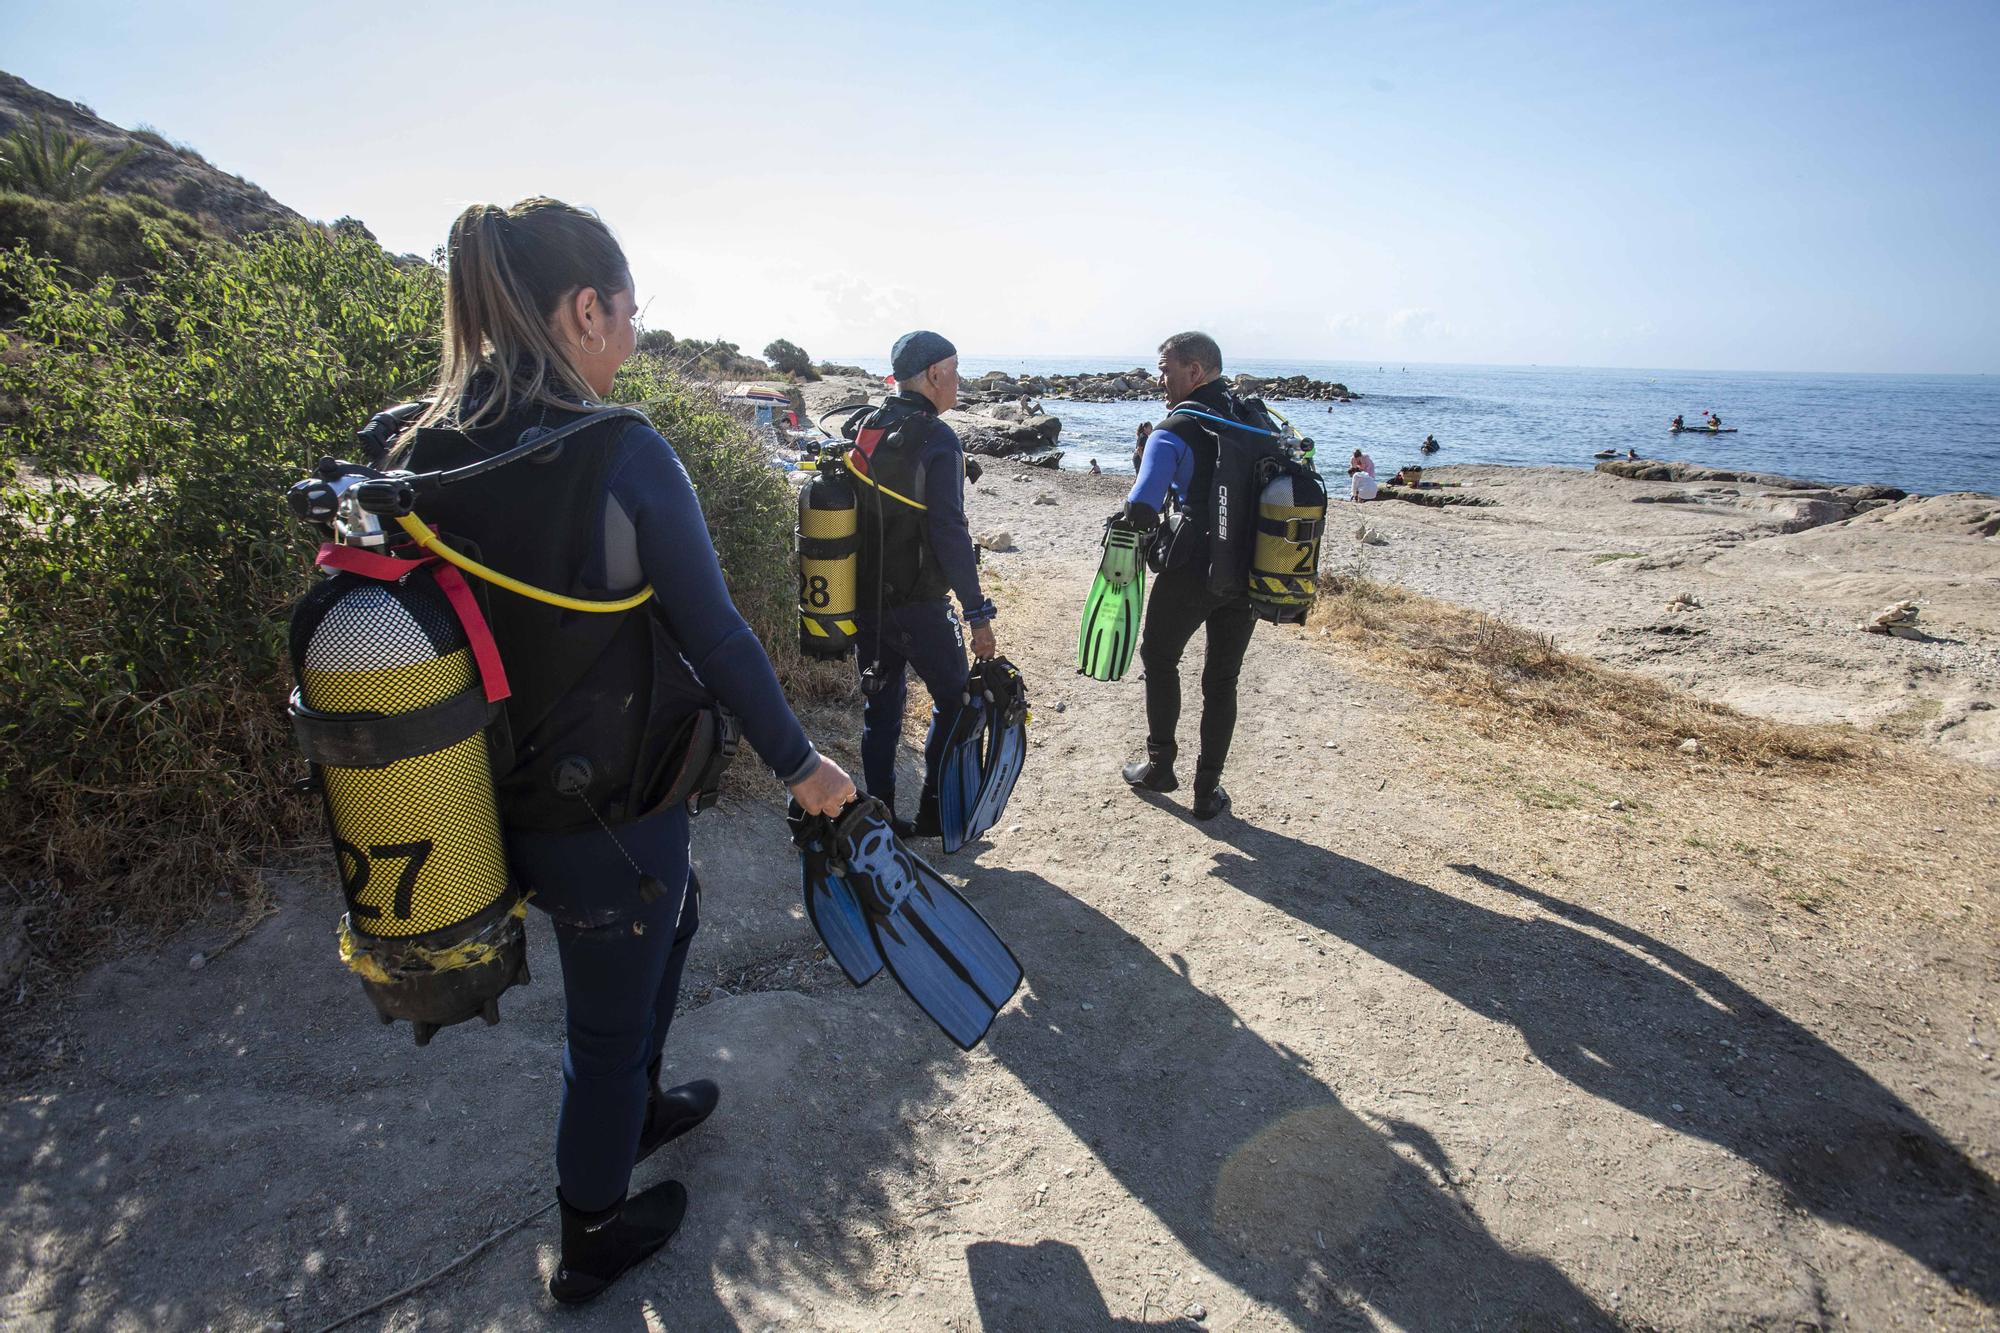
[1077,521,1145,681]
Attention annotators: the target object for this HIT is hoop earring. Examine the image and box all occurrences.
[580,332,608,357]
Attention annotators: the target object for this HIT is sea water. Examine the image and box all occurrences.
[839,355,1999,495]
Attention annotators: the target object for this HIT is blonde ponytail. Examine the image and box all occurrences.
[415,197,632,436]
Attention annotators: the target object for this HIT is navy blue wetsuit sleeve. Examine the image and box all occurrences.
[918,421,991,623]
[603,425,818,785]
[1128,427,1194,511]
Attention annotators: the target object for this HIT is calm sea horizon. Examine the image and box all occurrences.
[827,354,1998,496]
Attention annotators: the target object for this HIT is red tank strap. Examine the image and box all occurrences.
[430,564,512,704]
[313,543,512,704]
[316,542,422,580]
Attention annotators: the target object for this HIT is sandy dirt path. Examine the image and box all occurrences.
[3,460,1995,1331]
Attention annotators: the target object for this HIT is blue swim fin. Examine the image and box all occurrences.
[964,657,1027,846]
[789,802,884,986]
[936,683,989,854]
[831,798,1023,1050]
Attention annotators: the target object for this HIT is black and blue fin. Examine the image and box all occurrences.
[834,798,1024,1051]
[937,685,989,853]
[965,658,1027,844]
[789,802,883,986]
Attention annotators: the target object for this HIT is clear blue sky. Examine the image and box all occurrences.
[6,0,1997,372]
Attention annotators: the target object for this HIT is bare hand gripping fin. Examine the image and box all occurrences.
[790,797,1023,1050]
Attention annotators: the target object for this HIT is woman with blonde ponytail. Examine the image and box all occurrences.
[400,198,855,1303]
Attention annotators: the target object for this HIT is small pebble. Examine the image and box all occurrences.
[1184,1303,1207,1321]
[188,953,207,971]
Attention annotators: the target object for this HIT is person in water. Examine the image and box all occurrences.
[397,198,856,1302]
[1116,332,1262,820]
[1348,447,1375,477]
[847,330,999,839]
[1421,433,1439,453]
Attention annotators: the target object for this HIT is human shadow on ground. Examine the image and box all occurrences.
[1195,818,1998,1304]
[969,866,1608,1330]
[0,858,924,1332]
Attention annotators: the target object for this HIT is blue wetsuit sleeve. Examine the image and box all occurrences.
[604,425,819,785]
[919,422,992,623]
[1127,427,1193,511]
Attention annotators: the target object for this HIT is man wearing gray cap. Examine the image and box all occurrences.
[840,331,999,838]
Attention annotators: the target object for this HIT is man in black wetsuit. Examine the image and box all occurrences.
[846,330,999,837]
[1117,331,1257,820]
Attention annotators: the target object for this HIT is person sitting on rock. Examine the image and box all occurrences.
[1352,466,1380,502]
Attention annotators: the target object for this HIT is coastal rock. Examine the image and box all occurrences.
[988,399,1045,423]
[1033,367,1356,403]
[977,529,1015,552]
[1860,600,1923,638]
[1596,459,1908,501]
[945,408,1062,457]
[1738,495,1853,534]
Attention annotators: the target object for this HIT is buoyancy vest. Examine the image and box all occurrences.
[402,405,720,832]
[1156,380,1287,597]
[845,391,951,607]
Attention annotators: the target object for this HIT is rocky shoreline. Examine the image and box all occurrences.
[958,367,1359,405]
[795,366,1359,466]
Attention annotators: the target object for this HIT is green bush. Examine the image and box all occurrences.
[0,223,444,975]
[0,220,839,993]
[612,350,800,648]
[762,338,819,381]
[0,191,211,308]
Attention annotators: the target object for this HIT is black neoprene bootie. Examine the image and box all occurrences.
[637,1077,720,1164]
[1192,764,1230,821]
[549,1179,688,1304]
[911,790,942,839]
[1121,744,1179,792]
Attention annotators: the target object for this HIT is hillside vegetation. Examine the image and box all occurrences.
[0,74,821,1013]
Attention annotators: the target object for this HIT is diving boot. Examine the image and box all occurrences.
[1121,744,1179,793]
[906,790,942,840]
[1192,765,1230,821]
[636,1059,720,1164]
[549,1178,689,1304]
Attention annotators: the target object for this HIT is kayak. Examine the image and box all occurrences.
[1593,450,1618,458]
[1670,426,1737,434]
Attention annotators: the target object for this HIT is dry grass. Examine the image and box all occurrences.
[1306,570,1870,769]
